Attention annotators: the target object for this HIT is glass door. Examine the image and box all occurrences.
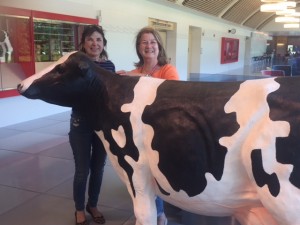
[34,20,77,62]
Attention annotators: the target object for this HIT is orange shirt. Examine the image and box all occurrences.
[131,64,179,80]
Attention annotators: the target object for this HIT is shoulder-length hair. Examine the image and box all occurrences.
[78,25,108,60]
[134,27,169,67]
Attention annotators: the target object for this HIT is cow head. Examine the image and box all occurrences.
[18,51,106,108]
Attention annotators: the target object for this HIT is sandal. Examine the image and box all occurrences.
[86,205,106,224]
[75,211,88,225]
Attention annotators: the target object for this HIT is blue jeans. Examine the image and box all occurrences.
[69,113,107,210]
[156,196,164,216]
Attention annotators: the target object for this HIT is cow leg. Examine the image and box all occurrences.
[133,193,157,225]
[233,206,279,225]
[124,155,157,225]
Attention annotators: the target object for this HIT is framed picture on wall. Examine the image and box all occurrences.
[221,37,239,64]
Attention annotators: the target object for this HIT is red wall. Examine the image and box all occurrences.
[0,6,98,98]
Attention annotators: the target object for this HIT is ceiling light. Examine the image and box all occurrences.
[276,9,296,15]
[260,1,296,12]
[289,12,300,17]
[261,0,287,2]
[261,3,287,12]
[284,23,300,28]
[275,16,300,22]
[283,1,297,7]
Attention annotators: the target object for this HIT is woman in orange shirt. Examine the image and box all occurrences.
[118,26,179,225]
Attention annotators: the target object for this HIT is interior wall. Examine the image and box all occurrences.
[244,37,252,66]
[1,0,266,80]
[0,0,97,19]
[0,0,271,126]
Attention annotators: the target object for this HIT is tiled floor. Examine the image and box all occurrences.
[0,110,241,225]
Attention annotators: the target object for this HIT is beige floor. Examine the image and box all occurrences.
[0,110,240,225]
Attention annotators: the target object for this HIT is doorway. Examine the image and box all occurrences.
[149,18,177,65]
[188,26,202,80]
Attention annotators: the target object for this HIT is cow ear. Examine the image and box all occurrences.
[78,61,91,77]
[78,61,89,70]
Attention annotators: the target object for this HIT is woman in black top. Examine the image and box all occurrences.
[69,25,115,225]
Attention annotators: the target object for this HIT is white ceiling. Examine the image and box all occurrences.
[150,0,300,36]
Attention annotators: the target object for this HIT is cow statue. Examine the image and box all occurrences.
[17,51,300,225]
[0,30,13,63]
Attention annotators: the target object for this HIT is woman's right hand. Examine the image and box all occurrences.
[116,70,127,75]
[116,70,142,76]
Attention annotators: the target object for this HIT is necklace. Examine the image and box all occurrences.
[141,64,158,77]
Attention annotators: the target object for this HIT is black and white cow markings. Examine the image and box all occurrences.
[221,78,290,195]
[268,78,300,189]
[18,51,300,225]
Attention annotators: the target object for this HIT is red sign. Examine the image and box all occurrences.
[221,37,239,64]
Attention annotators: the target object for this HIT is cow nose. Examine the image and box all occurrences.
[17,83,23,93]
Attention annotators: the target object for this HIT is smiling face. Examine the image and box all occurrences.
[138,33,159,62]
[83,31,105,61]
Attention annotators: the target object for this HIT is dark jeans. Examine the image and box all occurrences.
[69,113,107,210]
[156,196,164,216]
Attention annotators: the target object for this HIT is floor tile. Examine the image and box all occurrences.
[181,211,234,225]
[91,206,134,225]
[0,128,21,139]
[48,164,133,211]
[0,154,74,192]
[99,165,133,211]
[4,118,62,131]
[0,132,67,153]
[34,121,69,136]
[0,185,38,215]
[39,141,73,160]
[46,177,73,200]
[0,194,75,225]
[0,149,32,168]
[43,111,71,121]
[0,193,133,225]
